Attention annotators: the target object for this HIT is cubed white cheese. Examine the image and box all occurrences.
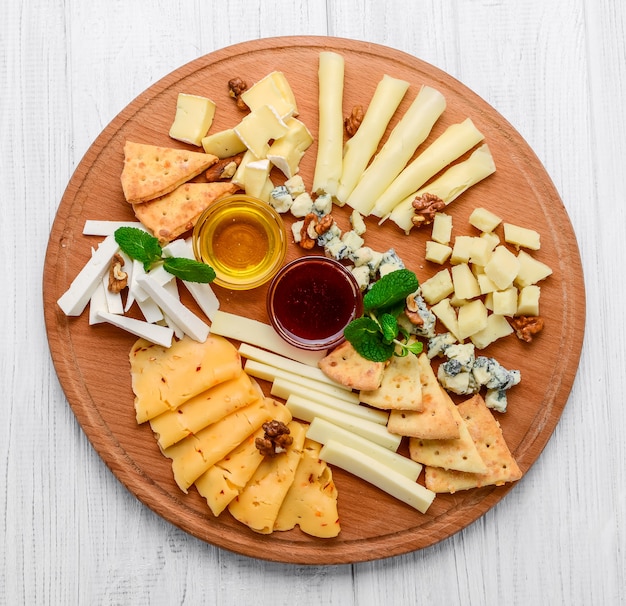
[469,207,502,232]
[425,241,452,265]
[290,192,314,217]
[484,246,521,290]
[420,269,454,305]
[503,223,541,250]
[431,212,452,245]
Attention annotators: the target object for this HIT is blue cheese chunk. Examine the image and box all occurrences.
[269,185,294,213]
[443,343,476,371]
[427,332,457,359]
[324,236,350,260]
[349,246,373,267]
[291,219,305,243]
[437,363,478,395]
[341,230,365,254]
[405,291,436,338]
[378,248,405,277]
[317,223,342,247]
[290,192,314,217]
[350,265,371,291]
[284,175,306,197]
[313,193,333,216]
[485,388,508,413]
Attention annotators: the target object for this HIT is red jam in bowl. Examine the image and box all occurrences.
[267,256,363,351]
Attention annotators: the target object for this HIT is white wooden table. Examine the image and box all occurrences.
[2,1,624,604]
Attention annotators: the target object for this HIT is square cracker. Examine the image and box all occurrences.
[318,341,385,391]
[387,353,460,440]
[360,351,423,411]
[121,140,218,204]
[132,181,239,243]
[424,394,522,493]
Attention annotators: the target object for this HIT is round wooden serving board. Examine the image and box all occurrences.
[43,37,585,564]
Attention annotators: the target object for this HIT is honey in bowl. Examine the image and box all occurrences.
[192,194,287,290]
[267,256,364,351]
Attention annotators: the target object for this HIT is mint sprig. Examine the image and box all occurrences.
[344,269,423,362]
[114,227,215,284]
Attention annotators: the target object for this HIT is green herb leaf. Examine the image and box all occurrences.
[378,313,399,343]
[402,340,424,356]
[344,317,396,362]
[114,227,162,271]
[362,269,419,312]
[163,257,216,284]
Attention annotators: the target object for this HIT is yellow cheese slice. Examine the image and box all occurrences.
[273,439,340,538]
[165,397,277,492]
[149,371,259,449]
[228,420,307,534]
[195,399,292,516]
[130,334,242,424]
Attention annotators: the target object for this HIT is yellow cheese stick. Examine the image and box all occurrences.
[195,399,292,516]
[345,85,446,215]
[149,371,259,449]
[312,51,345,196]
[273,439,340,538]
[389,144,496,234]
[370,118,485,218]
[166,398,275,492]
[336,74,410,203]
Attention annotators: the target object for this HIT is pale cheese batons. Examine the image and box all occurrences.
[149,371,259,450]
[389,143,496,233]
[166,397,276,492]
[130,335,241,424]
[228,420,307,534]
[335,74,410,204]
[274,439,340,538]
[312,51,345,196]
[345,85,446,215]
[195,399,292,516]
[371,118,485,218]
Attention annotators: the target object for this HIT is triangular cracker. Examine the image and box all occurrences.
[121,140,218,204]
[318,341,385,391]
[408,386,487,473]
[132,181,239,243]
[386,353,459,439]
[424,394,522,493]
[360,351,423,411]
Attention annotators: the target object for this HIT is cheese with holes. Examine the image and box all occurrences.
[130,335,241,423]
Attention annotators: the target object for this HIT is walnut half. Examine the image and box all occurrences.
[108,253,128,293]
[344,105,364,136]
[255,420,293,456]
[509,316,544,342]
[228,77,248,111]
[411,192,446,227]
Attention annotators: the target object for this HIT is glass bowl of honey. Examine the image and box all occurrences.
[266,256,364,351]
[192,194,287,290]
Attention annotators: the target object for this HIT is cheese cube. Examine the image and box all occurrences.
[420,269,454,305]
[480,230,500,251]
[504,223,541,250]
[457,299,488,340]
[484,245,520,290]
[451,263,481,300]
[450,236,474,264]
[516,284,541,316]
[425,241,452,265]
[476,273,498,295]
[514,250,553,287]
[201,128,248,158]
[469,314,514,349]
[244,158,272,200]
[240,71,298,119]
[234,105,289,158]
[266,117,313,178]
[431,298,462,342]
[169,93,216,146]
[431,212,453,245]
[492,287,518,316]
[469,207,502,232]
[469,236,492,266]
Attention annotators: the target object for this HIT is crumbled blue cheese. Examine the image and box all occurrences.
[290,192,314,217]
[284,175,306,197]
[437,365,478,395]
[485,388,508,413]
[365,249,385,277]
[427,332,457,358]
[313,193,333,216]
[291,219,304,243]
[443,343,475,371]
[341,230,365,254]
[349,246,373,267]
[317,223,342,247]
[378,248,405,277]
[324,236,350,260]
[350,265,371,291]
[350,210,367,235]
[405,291,437,338]
[269,185,293,213]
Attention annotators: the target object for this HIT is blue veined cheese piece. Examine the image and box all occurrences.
[269,185,293,213]
[485,388,509,413]
[284,175,306,197]
[427,332,457,358]
[291,219,305,243]
[378,248,405,277]
[365,249,385,277]
[443,342,475,371]
[317,223,342,247]
[472,356,521,391]
[405,291,436,338]
[313,193,333,216]
[437,363,478,395]
[350,265,371,291]
[290,192,314,217]
[348,246,373,267]
[324,236,350,260]
[341,230,365,254]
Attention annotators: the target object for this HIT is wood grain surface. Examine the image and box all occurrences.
[43,37,584,564]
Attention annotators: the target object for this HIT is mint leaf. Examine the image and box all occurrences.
[378,313,398,343]
[344,317,396,362]
[114,227,162,271]
[163,257,216,284]
[363,269,419,312]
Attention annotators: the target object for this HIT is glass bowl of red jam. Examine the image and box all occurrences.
[266,256,364,351]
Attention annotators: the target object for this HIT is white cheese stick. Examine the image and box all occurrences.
[285,394,401,451]
[389,144,497,233]
[336,74,410,203]
[101,273,124,315]
[244,360,357,404]
[270,375,359,405]
[136,274,209,343]
[345,85,446,215]
[312,51,345,196]
[57,235,120,316]
[82,220,147,236]
[271,379,388,426]
[371,118,485,218]
[96,311,174,348]
[306,417,422,481]
[88,281,108,325]
[135,295,164,324]
[238,343,348,390]
[320,439,436,514]
[210,310,326,366]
